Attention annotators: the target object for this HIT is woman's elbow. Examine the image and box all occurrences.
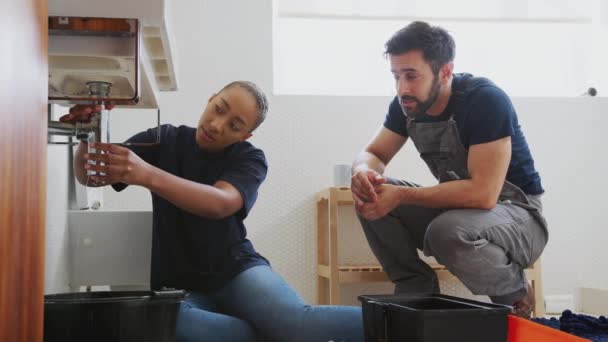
[207,199,241,220]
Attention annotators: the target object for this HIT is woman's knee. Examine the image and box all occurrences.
[176,304,257,342]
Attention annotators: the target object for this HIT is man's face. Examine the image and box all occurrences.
[196,86,258,152]
[390,50,441,116]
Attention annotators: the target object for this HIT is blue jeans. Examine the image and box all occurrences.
[176,265,363,342]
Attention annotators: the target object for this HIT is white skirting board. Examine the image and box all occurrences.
[579,287,608,316]
[545,288,608,315]
[545,294,575,314]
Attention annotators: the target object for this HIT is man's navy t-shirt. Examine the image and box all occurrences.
[383,73,544,195]
[113,124,270,292]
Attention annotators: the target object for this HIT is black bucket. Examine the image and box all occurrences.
[44,290,185,342]
[359,293,510,342]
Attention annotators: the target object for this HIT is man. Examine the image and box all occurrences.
[351,21,548,318]
[64,81,363,342]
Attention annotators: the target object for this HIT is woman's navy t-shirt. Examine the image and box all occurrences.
[383,73,544,195]
[113,124,270,292]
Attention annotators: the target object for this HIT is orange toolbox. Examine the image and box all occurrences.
[508,315,591,342]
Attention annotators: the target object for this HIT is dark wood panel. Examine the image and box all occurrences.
[0,1,48,342]
[49,17,133,33]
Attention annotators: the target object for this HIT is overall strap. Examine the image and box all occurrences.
[451,73,473,106]
[451,73,495,109]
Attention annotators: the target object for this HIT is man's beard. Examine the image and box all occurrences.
[400,75,441,117]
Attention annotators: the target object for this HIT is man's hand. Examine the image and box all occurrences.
[59,104,115,123]
[351,169,386,205]
[84,142,151,187]
[355,184,401,221]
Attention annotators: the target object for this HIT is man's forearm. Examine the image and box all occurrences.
[352,151,386,175]
[398,179,498,209]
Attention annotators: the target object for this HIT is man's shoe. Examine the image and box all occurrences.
[511,283,535,319]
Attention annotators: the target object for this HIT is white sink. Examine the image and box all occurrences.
[49,0,178,108]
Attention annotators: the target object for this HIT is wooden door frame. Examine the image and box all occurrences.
[0,1,48,341]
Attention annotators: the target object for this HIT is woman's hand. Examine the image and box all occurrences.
[83,142,151,187]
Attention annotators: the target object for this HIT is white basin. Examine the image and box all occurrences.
[49,0,178,108]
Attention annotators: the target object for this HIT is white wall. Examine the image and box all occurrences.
[516,98,608,295]
[46,0,608,304]
[45,145,71,294]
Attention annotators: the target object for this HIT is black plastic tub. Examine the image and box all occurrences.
[44,290,185,342]
[359,293,511,342]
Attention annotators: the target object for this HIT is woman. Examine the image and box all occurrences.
[63,81,363,342]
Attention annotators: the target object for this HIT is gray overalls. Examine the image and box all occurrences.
[358,85,549,305]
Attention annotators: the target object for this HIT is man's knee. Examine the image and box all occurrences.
[423,214,468,259]
[356,210,394,230]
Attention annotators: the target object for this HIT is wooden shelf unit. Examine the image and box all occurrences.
[316,187,545,317]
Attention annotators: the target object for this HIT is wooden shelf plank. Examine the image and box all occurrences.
[318,263,448,283]
[340,271,389,283]
[318,264,330,278]
[316,187,353,204]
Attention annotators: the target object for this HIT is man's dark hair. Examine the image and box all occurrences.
[384,21,455,74]
[220,81,269,132]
